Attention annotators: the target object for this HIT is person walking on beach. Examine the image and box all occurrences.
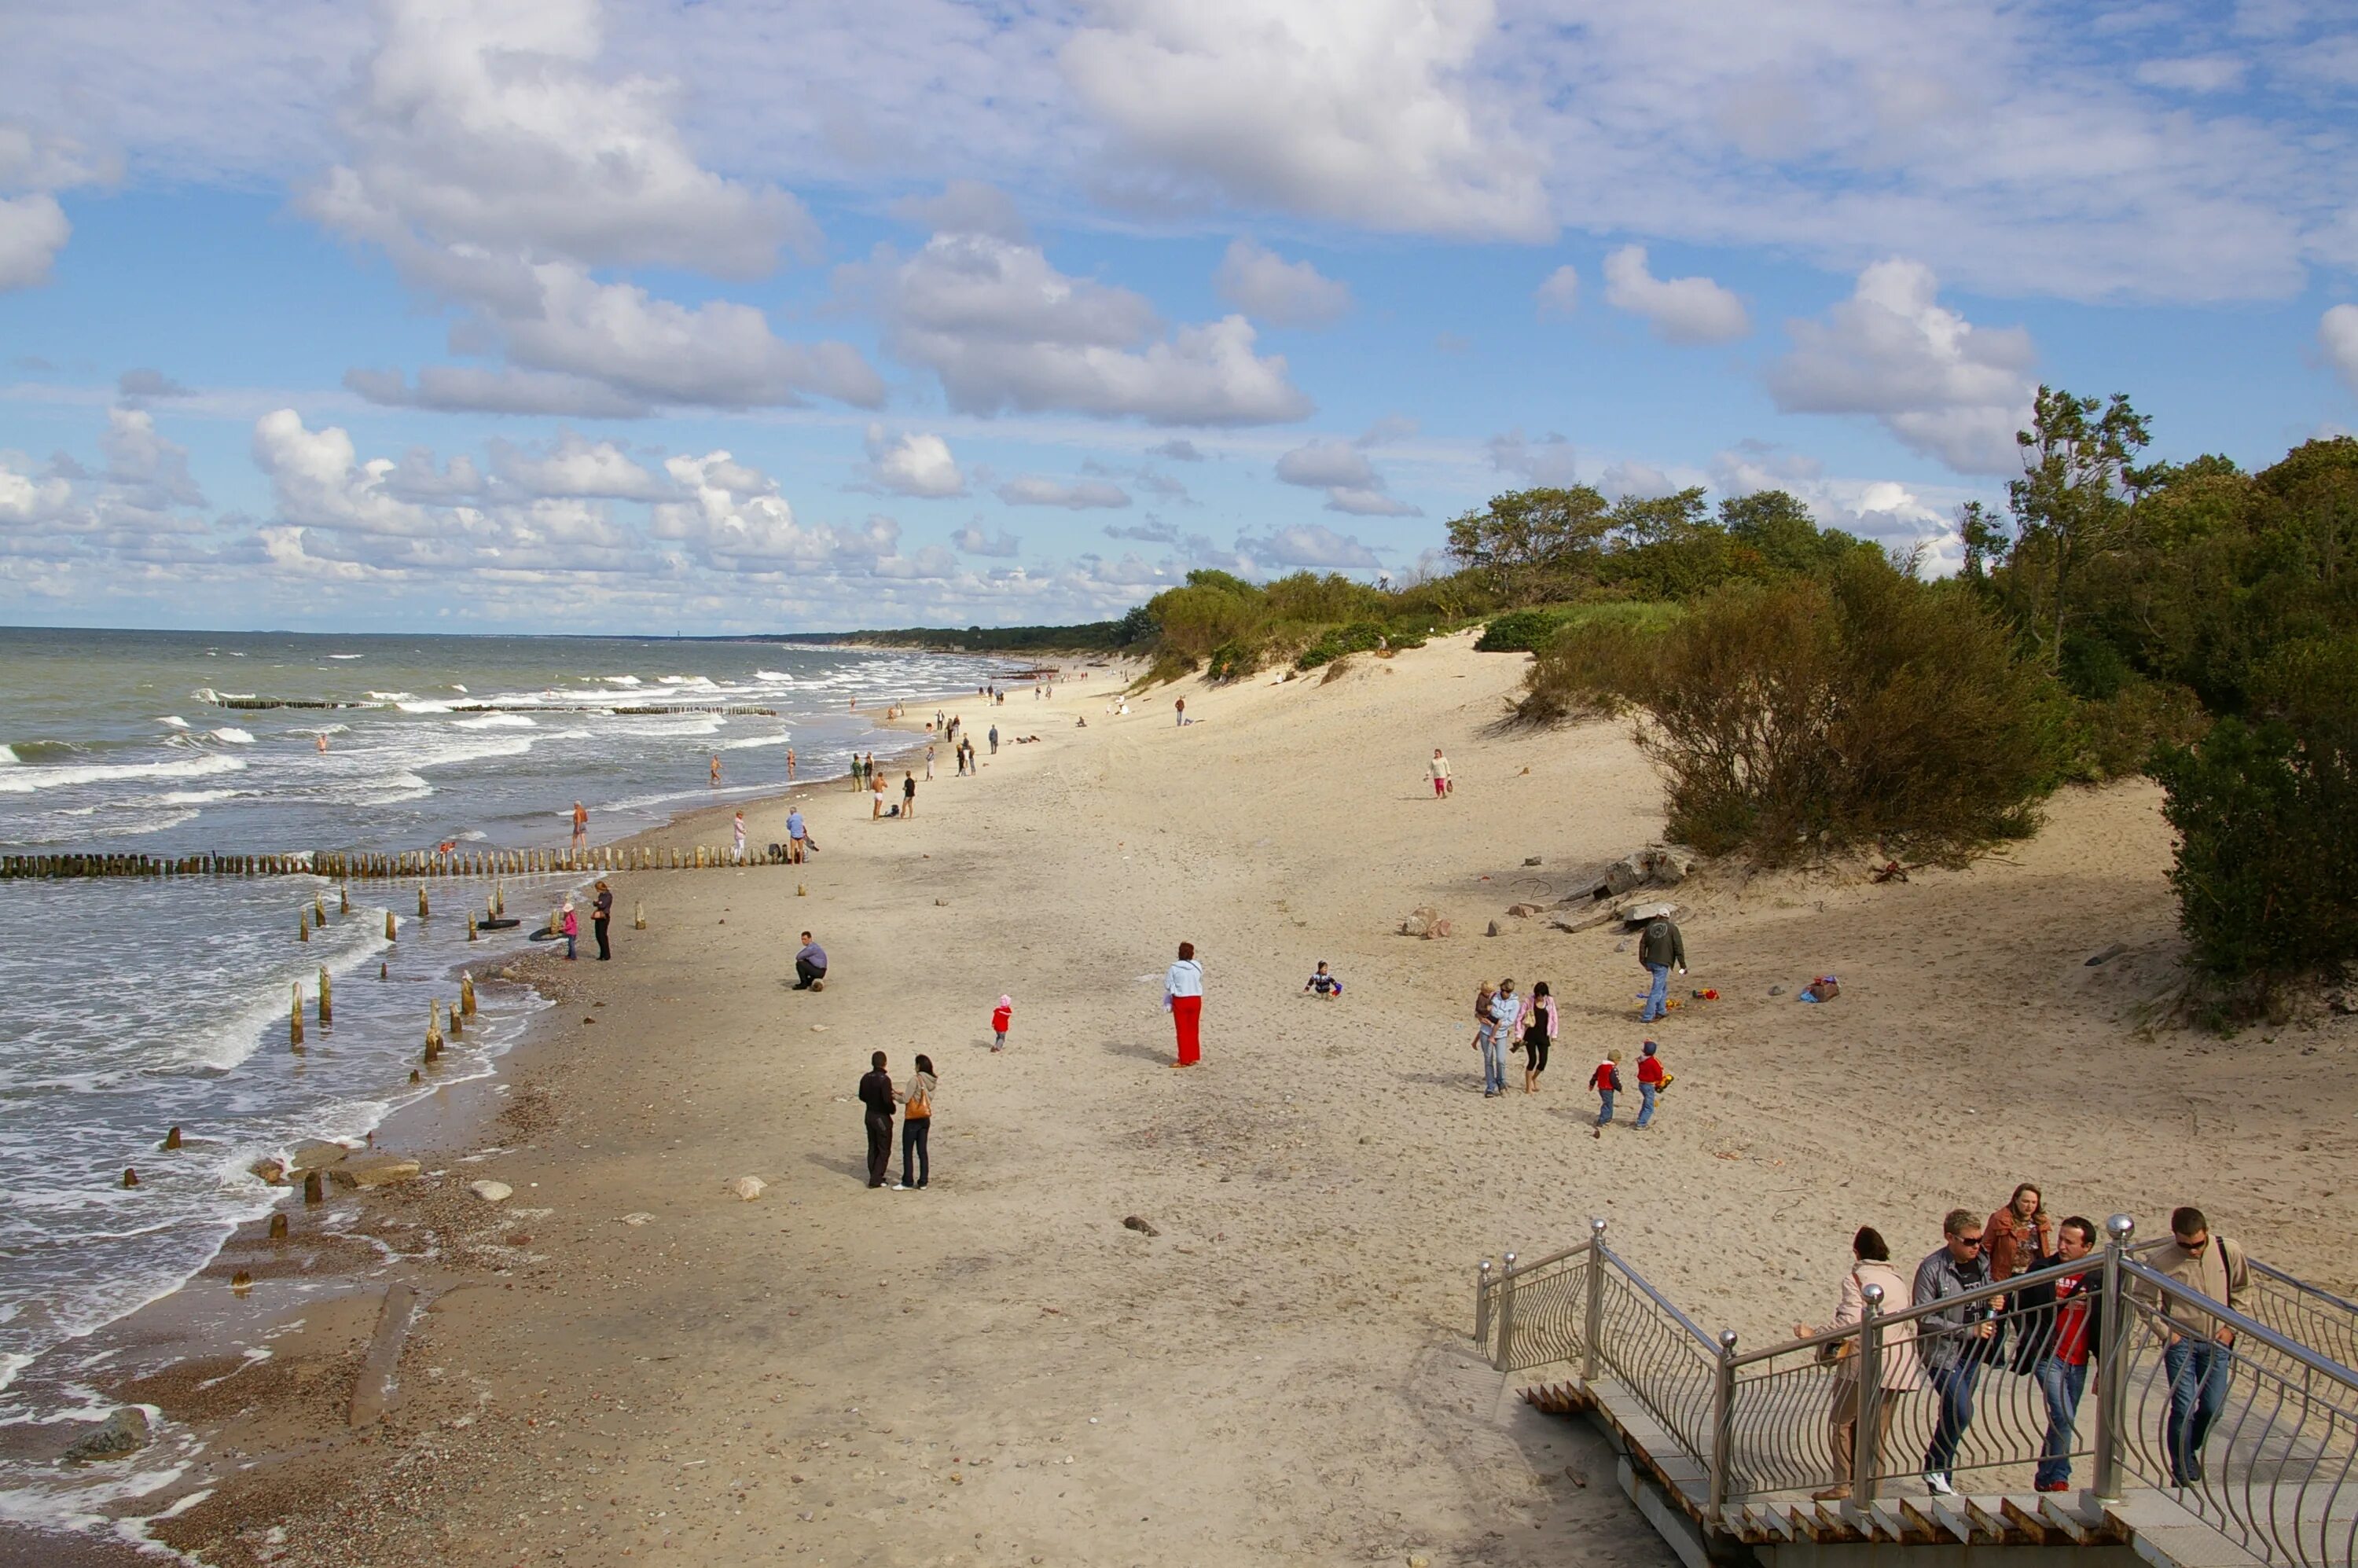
[1588,1050,1623,1129]
[1985,1183,2057,1283]
[925,744,935,780]
[711,755,722,787]
[1637,913,1687,1023]
[895,1054,935,1189]
[794,931,828,990]
[786,806,807,863]
[592,879,613,960]
[1793,1227,1921,1502]
[872,773,887,819]
[1165,942,1203,1067]
[733,810,747,863]
[1430,747,1453,797]
[2012,1215,2103,1492]
[560,898,578,960]
[1486,980,1522,1097]
[786,747,795,780]
[571,800,588,852]
[859,1052,895,1188]
[902,770,916,819]
[1636,1039,1666,1127]
[992,993,1012,1052]
[2136,1206,2249,1487]
[1915,1208,1997,1496]
[989,723,999,755]
[1519,980,1556,1092]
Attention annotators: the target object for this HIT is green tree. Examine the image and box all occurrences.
[1998,386,2152,671]
[1443,486,1611,602]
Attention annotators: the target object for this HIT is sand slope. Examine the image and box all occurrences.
[152,634,2358,1567]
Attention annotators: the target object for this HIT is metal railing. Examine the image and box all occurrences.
[1475,1215,2358,1567]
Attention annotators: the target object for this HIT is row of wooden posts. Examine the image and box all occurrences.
[0,843,795,879]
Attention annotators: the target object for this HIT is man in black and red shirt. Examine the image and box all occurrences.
[2010,1214,2103,1491]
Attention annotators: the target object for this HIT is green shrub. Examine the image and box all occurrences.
[2151,713,2358,1004]
[1475,609,1569,653]
[2062,679,2209,781]
[1523,559,2062,862]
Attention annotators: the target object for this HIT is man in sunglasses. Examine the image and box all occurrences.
[2136,1206,2249,1486]
[1913,1208,1999,1496]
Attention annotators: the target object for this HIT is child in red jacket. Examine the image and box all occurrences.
[1636,1040,1666,1129]
[991,994,1012,1052]
[1589,1050,1623,1133]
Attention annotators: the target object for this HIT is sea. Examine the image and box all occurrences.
[0,627,1009,1538]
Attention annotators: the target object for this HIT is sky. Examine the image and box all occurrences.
[2,0,2356,635]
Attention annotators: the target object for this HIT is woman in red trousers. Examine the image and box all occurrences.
[1164,942,1203,1067]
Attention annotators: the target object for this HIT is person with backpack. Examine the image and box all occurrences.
[2135,1206,2250,1486]
[1588,1050,1624,1130]
[894,1055,936,1189]
[1637,913,1687,1023]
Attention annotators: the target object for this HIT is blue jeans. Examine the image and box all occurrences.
[1923,1360,1981,1478]
[2033,1357,2088,1488]
[1642,963,1669,1020]
[2163,1338,2231,1485]
[1478,1026,1505,1094]
[1596,1089,1615,1125]
[1636,1081,1658,1128]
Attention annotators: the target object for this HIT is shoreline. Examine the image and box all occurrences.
[0,662,1119,1559]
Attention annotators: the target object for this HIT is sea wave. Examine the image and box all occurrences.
[720,733,792,750]
[209,727,255,744]
[155,716,189,730]
[328,653,365,659]
[395,700,454,714]
[603,674,641,686]
[364,690,415,703]
[0,753,248,795]
[451,714,535,729]
[754,670,794,682]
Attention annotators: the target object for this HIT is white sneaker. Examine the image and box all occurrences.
[1924,1472,1956,1496]
[892,1184,909,1191]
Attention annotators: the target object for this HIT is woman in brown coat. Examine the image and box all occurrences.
[1985,1183,2057,1281]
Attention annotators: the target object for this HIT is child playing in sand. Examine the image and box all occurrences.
[1636,1040,1668,1129]
[991,994,1012,1052]
[1589,1050,1624,1133]
[1303,962,1342,997]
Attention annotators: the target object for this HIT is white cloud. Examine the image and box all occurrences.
[100,407,205,511]
[116,368,193,399]
[653,450,902,569]
[0,454,76,527]
[1214,237,1351,327]
[1534,264,1579,320]
[0,193,69,291]
[860,426,968,498]
[489,433,670,501]
[1274,437,1421,516]
[307,0,810,275]
[1710,439,1971,574]
[1487,428,1581,487]
[344,365,651,419]
[1602,246,1750,344]
[996,475,1133,509]
[2322,304,2358,398]
[1148,438,1204,461]
[2134,56,2248,94]
[1062,0,1548,240]
[890,180,1030,243]
[1599,460,1679,500]
[1767,258,2037,475]
[1236,523,1383,568]
[952,523,1022,556]
[857,230,1311,424]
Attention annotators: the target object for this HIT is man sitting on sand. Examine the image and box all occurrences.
[794,931,828,991]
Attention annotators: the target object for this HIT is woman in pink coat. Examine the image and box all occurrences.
[1794,1226,1921,1500]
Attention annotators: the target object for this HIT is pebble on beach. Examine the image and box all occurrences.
[468,1180,514,1203]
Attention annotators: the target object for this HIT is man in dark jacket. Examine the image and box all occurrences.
[2009,1216,2103,1492]
[1913,1207,1997,1496]
[1637,915,1686,1022]
[858,1052,894,1188]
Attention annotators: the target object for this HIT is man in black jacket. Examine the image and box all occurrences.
[858,1052,894,1188]
[2010,1216,2103,1492]
[1913,1208,1997,1496]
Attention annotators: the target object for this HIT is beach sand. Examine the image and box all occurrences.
[46,635,2358,1566]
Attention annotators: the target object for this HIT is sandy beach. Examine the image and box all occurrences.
[32,634,2358,1567]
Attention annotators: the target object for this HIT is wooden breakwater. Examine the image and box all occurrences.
[0,844,799,880]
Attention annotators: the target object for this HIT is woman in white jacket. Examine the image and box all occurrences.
[1794,1226,1922,1500]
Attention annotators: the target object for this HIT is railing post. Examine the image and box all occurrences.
[2091,1213,2136,1504]
[1496,1251,1519,1372]
[1476,1258,1493,1351]
[1581,1217,1607,1383]
[1708,1329,1738,1515]
[1854,1282,1886,1507]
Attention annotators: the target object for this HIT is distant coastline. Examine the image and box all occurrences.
[750,619,1136,655]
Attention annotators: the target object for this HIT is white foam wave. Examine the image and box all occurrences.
[395,700,454,714]
[0,745,14,766]
[720,733,791,750]
[754,670,793,682]
[603,674,641,686]
[364,690,414,703]
[209,727,255,744]
[0,753,247,795]
[158,789,241,805]
[155,716,189,730]
[451,714,535,729]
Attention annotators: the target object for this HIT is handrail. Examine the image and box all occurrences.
[1728,1250,2092,1370]
[2252,1256,2358,1316]
[1599,1243,1721,1355]
[2120,1258,2358,1386]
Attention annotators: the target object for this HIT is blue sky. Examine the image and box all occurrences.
[3,0,2356,633]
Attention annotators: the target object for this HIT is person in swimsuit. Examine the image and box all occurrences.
[1519,980,1557,1093]
[902,771,916,819]
[571,800,588,850]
